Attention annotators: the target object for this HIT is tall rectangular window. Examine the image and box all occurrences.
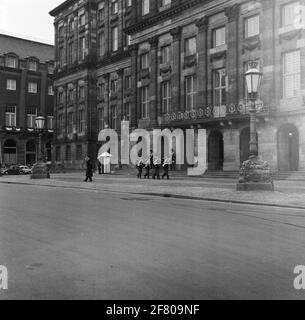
[67,112,74,134]
[142,0,150,15]
[111,79,118,93]
[59,47,64,68]
[140,52,149,69]
[48,85,54,96]
[111,27,118,52]
[98,107,105,131]
[6,79,16,91]
[56,146,61,162]
[58,114,64,136]
[161,45,171,64]
[78,109,85,133]
[29,60,38,72]
[185,76,196,110]
[111,0,119,15]
[27,107,37,128]
[79,13,86,26]
[80,37,86,60]
[185,37,197,56]
[141,86,149,118]
[65,145,72,161]
[5,105,16,127]
[213,69,227,106]
[245,15,260,38]
[98,2,105,21]
[125,75,131,89]
[213,26,226,48]
[282,1,300,27]
[28,82,38,93]
[123,103,131,121]
[76,145,83,160]
[161,81,171,113]
[68,42,74,64]
[283,50,301,98]
[99,32,105,56]
[111,105,117,129]
[79,86,85,99]
[6,56,17,68]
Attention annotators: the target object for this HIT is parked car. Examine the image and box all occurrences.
[0,167,8,175]
[19,165,32,175]
[7,166,22,175]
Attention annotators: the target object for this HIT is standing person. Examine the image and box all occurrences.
[143,158,151,179]
[136,158,144,179]
[84,157,93,182]
[98,161,102,175]
[162,157,171,180]
[171,149,176,171]
[152,156,161,180]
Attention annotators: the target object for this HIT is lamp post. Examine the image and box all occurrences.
[237,61,274,191]
[31,115,50,179]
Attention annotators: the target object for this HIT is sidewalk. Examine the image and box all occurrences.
[1,173,305,209]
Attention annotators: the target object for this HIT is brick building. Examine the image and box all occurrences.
[49,0,133,169]
[126,0,305,172]
[0,34,55,166]
[51,0,305,172]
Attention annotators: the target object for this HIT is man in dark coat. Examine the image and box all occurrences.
[84,157,93,182]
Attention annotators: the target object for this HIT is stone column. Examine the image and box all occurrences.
[225,4,240,106]
[170,26,182,112]
[196,17,209,108]
[19,69,27,128]
[148,36,159,127]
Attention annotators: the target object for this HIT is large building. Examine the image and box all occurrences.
[0,34,55,166]
[50,0,133,169]
[51,0,305,173]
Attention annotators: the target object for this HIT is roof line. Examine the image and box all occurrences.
[0,33,54,47]
[49,0,76,17]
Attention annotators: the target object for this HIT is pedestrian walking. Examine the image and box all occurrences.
[143,158,151,179]
[171,149,176,171]
[136,158,144,179]
[98,161,102,175]
[152,157,161,180]
[162,157,172,180]
[84,157,93,182]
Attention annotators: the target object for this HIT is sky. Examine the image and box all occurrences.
[0,0,64,44]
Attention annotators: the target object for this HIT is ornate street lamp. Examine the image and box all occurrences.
[237,61,274,191]
[31,115,50,179]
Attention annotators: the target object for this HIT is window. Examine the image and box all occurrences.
[59,47,64,68]
[68,42,74,64]
[80,37,86,60]
[245,15,260,38]
[161,81,171,113]
[67,112,74,134]
[283,50,301,98]
[140,52,149,69]
[125,75,131,89]
[29,60,38,71]
[58,26,64,38]
[282,1,300,27]
[185,76,196,110]
[7,79,16,91]
[28,82,38,94]
[111,0,119,15]
[142,0,150,15]
[126,34,131,47]
[47,116,54,130]
[56,146,61,162]
[161,45,171,64]
[111,105,117,129]
[123,103,131,121]
[65,145,72,161]
[79,13,86,26]
[58,114,64,136]
[69,19,75,33]
[5,106,16,127]
[58,91,64,104]
[78,108,86,133]
[98,82,105,98]
[79,86,85,99]
[111,27,118,52]
[6,56,17,68]
[126,0,132,7]
[111,79,118,93]
[141,86,149,118]
[185,37,197,56]
[76,145,83,160]
[48,86,54,96]
[162,0,171,6]
[68,89,74,102]
[213,69,227,106]
[27,107,37,128]
[48,64,54,74]
[98,2,105,21]
[98,107,105,131]
[99,32,106,56]
[213,26,226,48]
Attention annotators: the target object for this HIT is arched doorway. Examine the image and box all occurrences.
[4,140,17,165]
[208,130,224,171]
[26,140,36,165]
[278,124,299,171]
[240,127,250,164]
[46,142,52,162]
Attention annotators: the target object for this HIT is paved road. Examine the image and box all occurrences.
[0,183,304,300]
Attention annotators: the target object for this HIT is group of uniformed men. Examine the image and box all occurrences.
[136,150,174,180]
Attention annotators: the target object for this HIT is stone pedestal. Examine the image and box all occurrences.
[236,155,274,191]
[31,160,50,180]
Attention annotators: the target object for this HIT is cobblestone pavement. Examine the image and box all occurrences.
[1,172,305,208]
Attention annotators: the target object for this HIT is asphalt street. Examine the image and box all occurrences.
[0,183,304,300]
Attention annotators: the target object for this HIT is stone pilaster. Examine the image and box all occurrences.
[170,26,182,111]
[130,44,138,128]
